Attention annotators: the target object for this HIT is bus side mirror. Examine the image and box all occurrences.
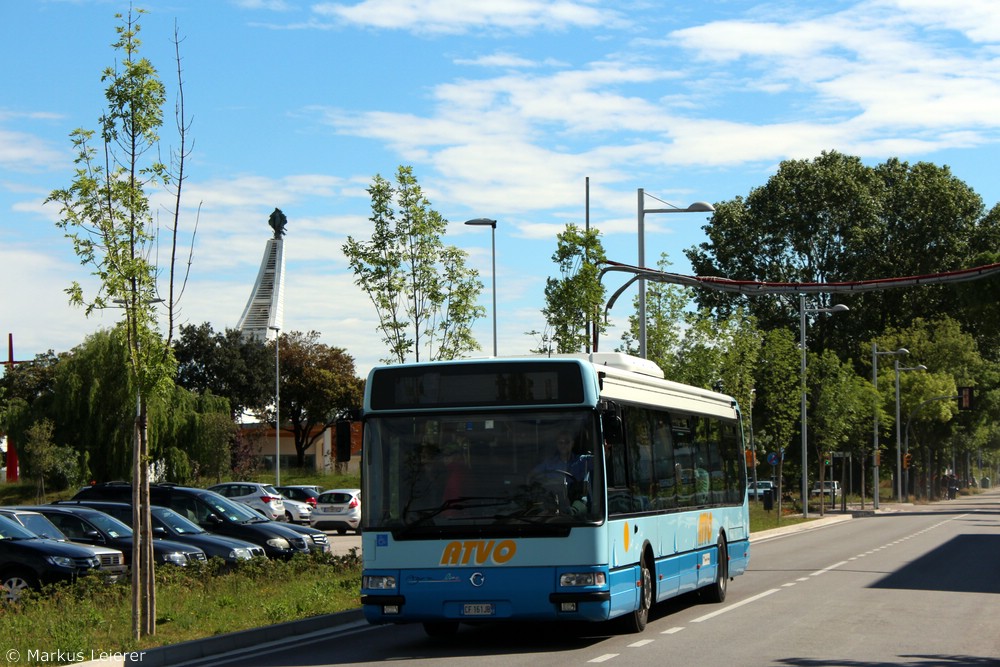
[336,419,353,462]
[601,412,623,444]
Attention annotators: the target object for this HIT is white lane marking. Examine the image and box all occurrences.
[629,640,655,647]
[589,654,619,663]
[691,588,780,623]
[810,560,848,577]
[661,627,684,634]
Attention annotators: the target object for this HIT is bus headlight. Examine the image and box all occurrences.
[560,572,606,587]
[364,574,397,590]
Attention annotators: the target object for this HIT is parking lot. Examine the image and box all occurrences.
[323,531,361,556]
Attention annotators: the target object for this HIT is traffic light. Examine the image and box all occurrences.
[903,452,913,469]
[823,453,831,466]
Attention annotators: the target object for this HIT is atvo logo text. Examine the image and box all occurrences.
[440,540,517,565]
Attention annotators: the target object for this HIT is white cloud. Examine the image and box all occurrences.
[312,0,624,35]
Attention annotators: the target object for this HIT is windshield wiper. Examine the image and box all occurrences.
[404,496,512,526]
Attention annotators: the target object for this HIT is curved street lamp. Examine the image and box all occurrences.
[637,189,714,359]
[269,325,281,487]
[872,346,908,509]
[464,218,498,357]
[800,296,849,518]
[895,362,927,501]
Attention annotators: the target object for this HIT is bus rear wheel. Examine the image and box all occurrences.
[702,536,728,603]
[423,621,459,637]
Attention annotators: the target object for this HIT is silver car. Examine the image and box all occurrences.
[309,488,361,535]
[278,495,313,524]
[207,482,285,521]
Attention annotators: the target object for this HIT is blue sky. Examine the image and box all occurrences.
[2,0,999,376]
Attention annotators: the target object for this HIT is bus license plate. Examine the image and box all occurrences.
[463,603,494,616]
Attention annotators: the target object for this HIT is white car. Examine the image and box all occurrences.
[309,488,361,535]
[747,480,776,499]
[810,481,841,497]
[207,482,285,521]
[279,495,313,523]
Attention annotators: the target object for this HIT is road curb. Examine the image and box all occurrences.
[750,513,854,542]
[73,609,366,666]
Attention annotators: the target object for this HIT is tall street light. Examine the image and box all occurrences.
[800,295,849,518]
[895,361,926,502]
[269,326,281,487]
[465,218,497,357]
[637,189,714,359]
[872,345,908,509]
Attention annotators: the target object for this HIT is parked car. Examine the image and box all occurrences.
[747,480,776,499]
[0,507,127,580]
[310,488,361,535]
[810,481,841,497]
[277,495,313,523]
[277,520,330,553]
[206,482,285,521]
[276,485,322,508]
[56,501,267,564]
[21,505,207,567]
[72,484,313,559]
[0,514,104,601]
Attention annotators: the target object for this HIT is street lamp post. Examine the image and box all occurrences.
[895,361,926,502]
[464,218,498,357]
[269,326,281,487]
[637,189,714,359]
[872,345,908,509]
[800,295,849,518]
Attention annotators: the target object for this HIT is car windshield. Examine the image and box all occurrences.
[86,512,133,538]
[0,515,37,540]
[199,491,268,523]
[152,507,206,535]
[18,513,68,540]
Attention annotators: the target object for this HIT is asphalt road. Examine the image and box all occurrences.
[88,492,1000,666]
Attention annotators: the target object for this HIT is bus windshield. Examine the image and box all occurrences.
[364,410,605,534]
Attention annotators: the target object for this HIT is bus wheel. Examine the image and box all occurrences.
[703,536,728,603]
[623,556,652,633]
[423,621,459,637]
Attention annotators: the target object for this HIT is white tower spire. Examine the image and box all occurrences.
[237,208,287,341]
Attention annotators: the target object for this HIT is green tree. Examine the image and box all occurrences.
[618,253,691,374]
[21,419,58,501]
[47,330,135,481]
[174,323,272,420]
[809,350,877,508]
[750,328,801,503]
[272,331,364,468]
[343,166,484,363]
[686,151,999,363]
[542,224,607,353]
[45,8,193,638]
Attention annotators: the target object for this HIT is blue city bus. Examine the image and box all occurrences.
[359,353,750,636]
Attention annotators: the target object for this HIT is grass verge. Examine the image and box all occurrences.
[1,550,361,666]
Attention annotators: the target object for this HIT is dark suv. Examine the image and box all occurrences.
[21,505,206,567]
[57,500,267,565]
[0,507,127,581]
[0,514,102,601]
[72,484,321,559]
